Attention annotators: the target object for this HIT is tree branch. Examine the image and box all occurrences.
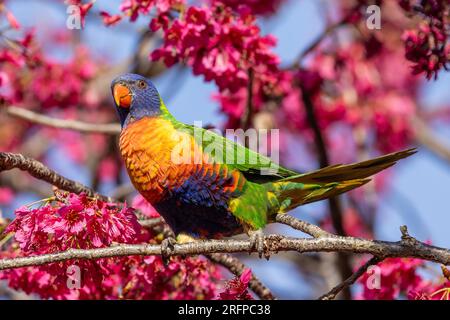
[241,68,254,131]
[318,256,382,300]
[5,106,120,135]
[1,205,450,300]
[291,12,353,68]
[0,152,110,201]
[0,231,448,271]
[301,88,346,234]
[412,115,450,164]
[301,86,353,299]
[110,183,135,200]
[138,218,165,228]
[275,214,332,238]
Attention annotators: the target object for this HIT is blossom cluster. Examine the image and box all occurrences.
[0,192,221,299]
[0,18,114,165]
[78,0,438,158]
[0,29,97,108]
[219,268,253,300]
[210,0,286,16]
[151,3,280,94]
[299,43,417,154]
[400,0,449,79]
[120,0,185,21]
[357,257,450,300]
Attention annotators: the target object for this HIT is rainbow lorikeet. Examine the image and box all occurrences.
[111,73,415,257]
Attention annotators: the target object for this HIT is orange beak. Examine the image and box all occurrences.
[113,83,132,108]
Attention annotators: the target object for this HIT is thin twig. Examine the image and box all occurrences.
[318,256,382,300]
[291,12,352,68]
[110,183,135,200]
[301,87,353,299]
[275,214,332,238]
[412,115,450,164]
[207,253,275,300]
[241,68,254,131]
[5,106,121,134]
[0,152,110,201]
[138,218,165,228]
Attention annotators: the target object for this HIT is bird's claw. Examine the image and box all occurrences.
[249,230,269,260]
[161,236,177,265]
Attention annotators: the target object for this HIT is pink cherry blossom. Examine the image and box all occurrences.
[65,0,95,29]
[219,268,253,300]
[100,11,123,26]
[211,0,286,16]
[131,195,161,218]
[151,3,280,93]
[400,0,449,79]
[5,10,21,30]
[357,258,425,300]
[0,192,221,299]
[120,0,185,22]
[0,187,13,205]
[98,157,119,183]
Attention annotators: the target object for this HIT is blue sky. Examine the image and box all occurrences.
[4,0,450,299]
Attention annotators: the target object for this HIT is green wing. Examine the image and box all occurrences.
[175,122,299,183]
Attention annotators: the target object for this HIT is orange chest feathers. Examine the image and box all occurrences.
[119,117,205,203]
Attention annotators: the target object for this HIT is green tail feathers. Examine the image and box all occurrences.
[266,148,416,213]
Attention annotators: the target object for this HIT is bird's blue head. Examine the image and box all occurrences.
[111,73,163,127]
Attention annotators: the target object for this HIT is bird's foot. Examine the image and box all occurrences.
[176,233,196,244]
[161,234,196,265]
[161,236,177,265]
[249,229,269,260]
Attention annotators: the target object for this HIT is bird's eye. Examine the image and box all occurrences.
[137,80,147,89]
